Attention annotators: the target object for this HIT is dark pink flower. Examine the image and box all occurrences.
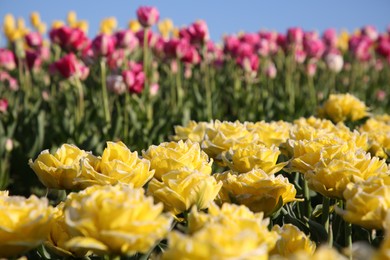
[50,53,89,80]
[186,20,209,45]
[50,26,89,52]
[322,28,338,48]
[92,34,116,57]
[164,39,180,59]
[114,30,139,51]
[107,49,126,70]
[223,35,240,57]
[135,29,157,47]
[287,27,304,45]
[136,6,160,27]
[240,33,260,46]
[304,39,325,59]
[25,32,43,48]
[122,68,145,94]
[0,98,8,113]
[236,54,259,73]
[0,71,19,91]
[361,25,379,41]
[0,48,16,71]
[26,50,42,71]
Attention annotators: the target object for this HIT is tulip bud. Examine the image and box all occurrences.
[91,34,116,57]
[136,6,160,27]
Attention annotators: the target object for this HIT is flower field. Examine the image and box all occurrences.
[1,5,390,259]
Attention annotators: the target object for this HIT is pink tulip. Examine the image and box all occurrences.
[0,71,19,91]
[50,53,89,80]
[189,20,209,44]
[26,50,42,71]
[294,48,306,63]
[276,33,287,50]
[240,33,260,46]
[114,30,139,51]
[265,62,277,79]
[106,75,127,95]
[136,6,160,27]
[107,49,126,70]
[237,54,259,73]
[376,89,386,102]
[287,27,304,45]
[0,98,8,113]
[92,34,116,57]
[361,25,379,41]
[256,39,270,57]
[306,61,317,77]
[237,42,254,58]
[123,70,145,94]
[0,49,16,71]
[176,39,200,64]
[349,35,372,61]
[50,26,89,52]
[150,83,159,96]
[135,29,157,46]
[304,39,325,59]
[376,35,390,58]
[164,39,180,59]
[322,28,338,48]
[223,35,240,57]
[25,32,43,48]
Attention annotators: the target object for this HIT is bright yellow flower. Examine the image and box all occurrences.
[142,140,213,180]
[30,12,41,28]
[271,224,316,257]
[222,143,287,174]
[37,22,47,34]
[318,94,369,123]
[306,150,390,198]
[171,120,211,143]
[215,169,298,215]
[278,246,347,260]
[202,120,259,161]
[337,30,349,52]
[75,20,88,33]
[172,27,180,38]
[147,168,222,215]
[360,118,390,158]
[52,20,65,29]
[0,192,53,258]
[64,184,172,256]
[187,203,278,251]
[3,14,15,32]
[163,224,269,260]
[29,144,89,189]
[128,19,141,32]
[336,176,390,229]
[246,120,292,147]
[45,203,89,258]
[76,141,154,189]
[100,17,118,35]
[158,18,174,39]
[67,11,77,27]
[17,17,26,30]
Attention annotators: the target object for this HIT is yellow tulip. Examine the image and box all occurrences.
[360,118,390,159]
[100,17,117,35]
[128,19,141,32]
[45,203,89,258]
[202,120,259,161]
[29,144,89,189]
[337,30,349,52]
[171,120,211,143]
[187,203,278,251]
[52,20,65,29]
[67,11,77,27]
[64,184,172,256]
[30,12,41,28]
[0,192,53,258]
[75,141,154,189]
[142,140,213,180]
[222,143,287,174]
[306,150,390,198]
[318,93,369,123]
[158,18,174,39]
[271,224,316,257]
[336,176,390,229]
[75,20,89,33]
[147,168,222,215]
[37,22,47,34]
[246,120,292,147]
[215,169,298,215]
[3,14,15,32]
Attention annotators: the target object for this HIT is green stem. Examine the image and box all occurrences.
[100,59,111,123]
[303,178,311,219]
[123,93,130,143]
[143,27,149,92]
[321,196,330,233]
[202,46,212,120]
[176,59,183,109]
[75,78,84,125]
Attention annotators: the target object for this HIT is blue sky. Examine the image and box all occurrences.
[1,0,389,43]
